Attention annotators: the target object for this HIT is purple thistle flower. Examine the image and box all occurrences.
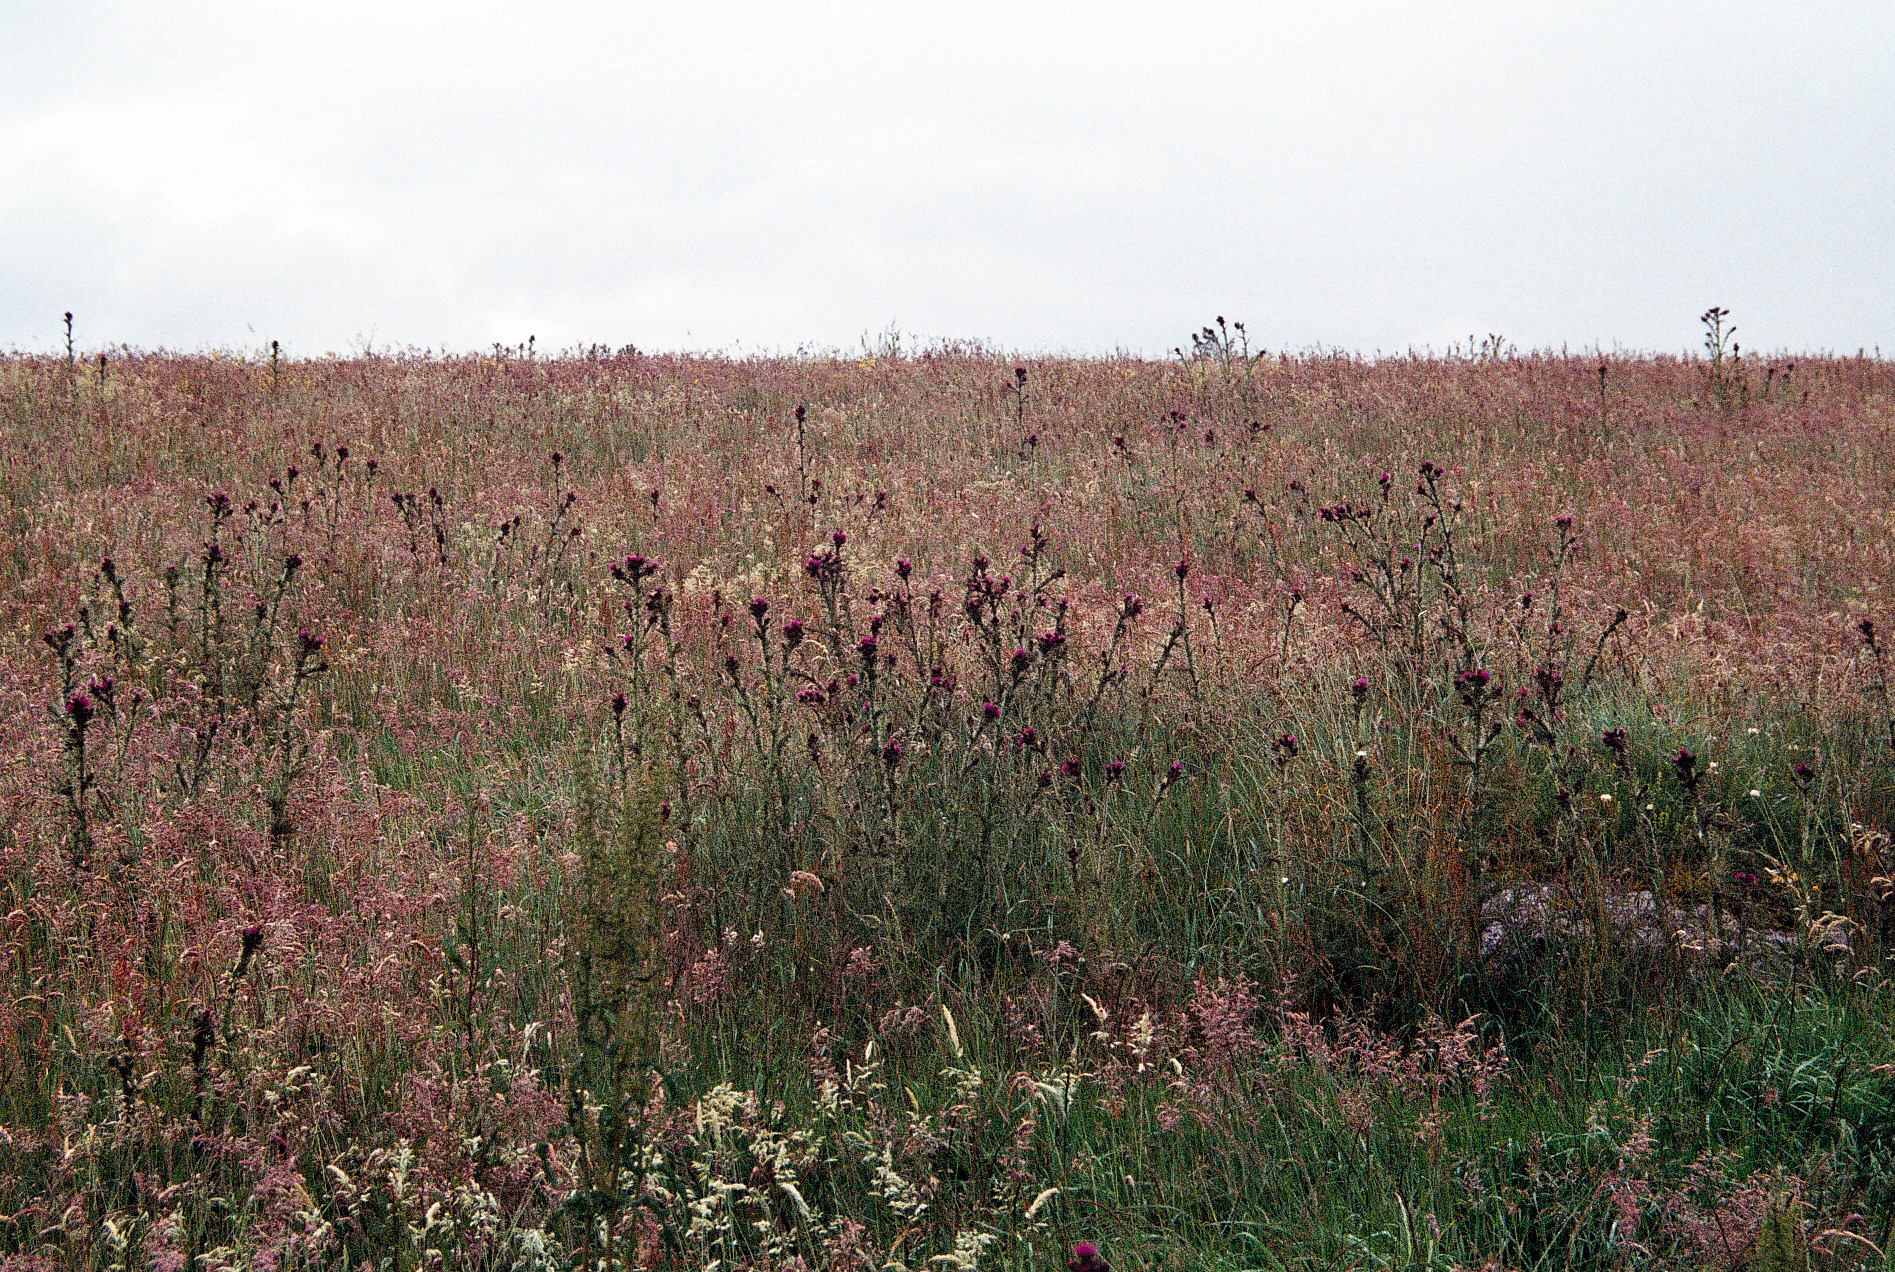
[1673,748,1700,792]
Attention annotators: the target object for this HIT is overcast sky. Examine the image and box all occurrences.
[4,2,1891,359]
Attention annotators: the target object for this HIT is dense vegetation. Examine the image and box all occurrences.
[2,330,1893,1269]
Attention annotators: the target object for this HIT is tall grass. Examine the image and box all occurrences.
[0,341,1892,1268]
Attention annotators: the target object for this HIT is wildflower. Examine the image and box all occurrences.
[781,618,805,649]
[981,701,1000,721]
[1105,760,1125,781]
[65,694,94,728]
[881,739,903,767]
[1070,1243,1109,1272]
[1352,677,1369,701]
[1599,793,1612,804]
[749,596,769,620]
[896,558,912,580]
[1792,761,1815,790]
[1455,668,1493,707]
[610,692,627,718]
[1673,748,1699,791]
[234,924,265,979]
[1748,788,1762,798]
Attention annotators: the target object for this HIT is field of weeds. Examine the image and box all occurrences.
[2,333,1894,1270]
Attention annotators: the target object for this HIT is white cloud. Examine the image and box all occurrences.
[3,1,1891,355]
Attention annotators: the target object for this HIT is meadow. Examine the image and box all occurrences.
[1,326,1893,1270]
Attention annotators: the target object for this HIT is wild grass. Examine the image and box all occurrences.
[0,338,1892,1269]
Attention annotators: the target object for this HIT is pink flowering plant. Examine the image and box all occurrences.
[0,336,1891,1268]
